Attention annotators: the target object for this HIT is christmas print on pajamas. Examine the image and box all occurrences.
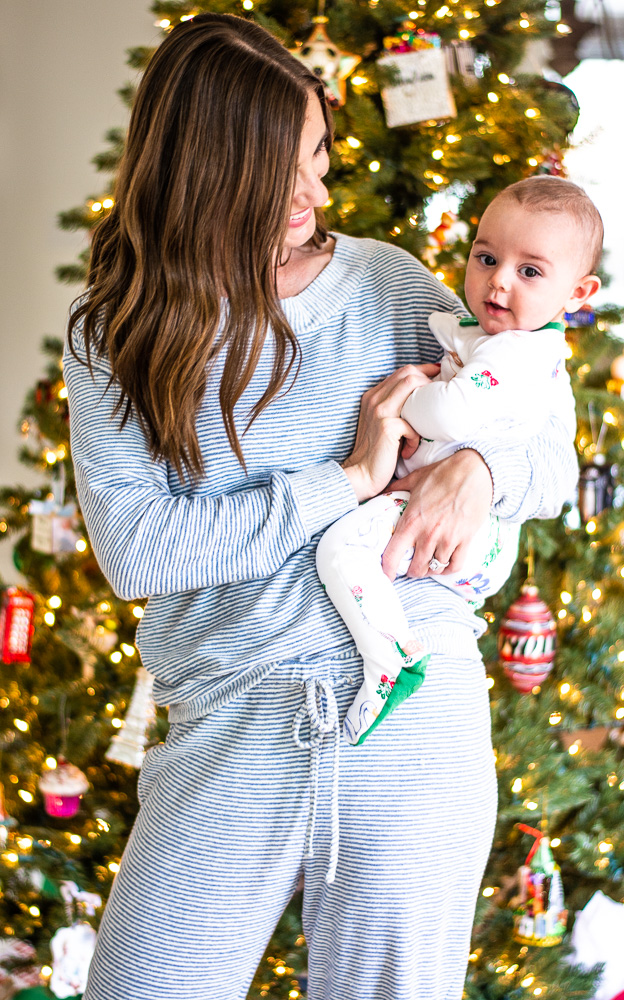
[318,313,575,746]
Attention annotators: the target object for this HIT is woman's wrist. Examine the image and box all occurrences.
[340,460,374,503]
[453,447,494,505]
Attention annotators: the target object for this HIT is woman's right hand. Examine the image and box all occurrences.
[341,364,440,502]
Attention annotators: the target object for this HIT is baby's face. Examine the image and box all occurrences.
[464,198,588,334]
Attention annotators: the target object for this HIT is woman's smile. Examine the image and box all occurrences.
[288,207,312,228]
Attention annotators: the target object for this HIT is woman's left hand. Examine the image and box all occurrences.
[381,449,493,580]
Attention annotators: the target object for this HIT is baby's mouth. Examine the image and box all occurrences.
[485,300,510,315]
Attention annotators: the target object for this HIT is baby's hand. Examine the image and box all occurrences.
[409,363,440,387]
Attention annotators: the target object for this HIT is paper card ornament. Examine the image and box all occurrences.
[29,499,79,555]
[444,40,476,80]
[0,588,35,664]
[290,17,360,107]
[378,48,457,128]
[105,667,156,769]
[498,584,556,692]
[512,825,567,946]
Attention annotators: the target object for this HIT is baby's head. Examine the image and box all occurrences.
[464,177,603,335]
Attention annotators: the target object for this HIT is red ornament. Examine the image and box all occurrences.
[498,583,556,692]
[0,588,35,664]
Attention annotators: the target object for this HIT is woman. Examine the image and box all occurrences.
[65,13,577,1000]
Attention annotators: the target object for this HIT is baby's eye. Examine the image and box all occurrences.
[476,252,496,267]
[519,265,541,278]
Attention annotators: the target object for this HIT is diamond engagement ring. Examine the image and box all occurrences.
[428,556,450,573]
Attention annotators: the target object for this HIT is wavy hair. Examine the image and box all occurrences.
[68,13,333,479]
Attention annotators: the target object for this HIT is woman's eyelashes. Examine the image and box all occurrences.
[314,133,330,156]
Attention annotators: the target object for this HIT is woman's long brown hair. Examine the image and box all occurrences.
[67,13,333,480]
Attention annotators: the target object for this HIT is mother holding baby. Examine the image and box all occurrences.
[64,13,578,1000]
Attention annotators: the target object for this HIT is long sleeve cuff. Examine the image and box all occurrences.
[287,460,359,538]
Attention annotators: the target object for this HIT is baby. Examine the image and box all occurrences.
[317,176,602,746]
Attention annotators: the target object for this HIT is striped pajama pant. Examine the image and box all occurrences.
[83,634,497,1000]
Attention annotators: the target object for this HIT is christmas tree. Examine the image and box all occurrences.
[1,1,623,998]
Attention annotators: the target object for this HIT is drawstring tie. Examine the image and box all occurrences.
[292,677,341,885]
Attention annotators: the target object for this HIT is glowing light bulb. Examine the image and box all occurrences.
[432,149,444,160]
[242,0,254,8]
[498,73,510,83]
[551,837,561,847]
[560,591,572,604]
[369,161,381,172]
[112,718,123,728]
[482,886,495,897]
[102,198,114,209]
[511,778,523,792]
[75,538,88,552]
[45,757,57,769]
[592,588,602,600]
[549,712,562,726]
[616,707,624,720]
[586,520,597,534]
[525,108,540,118]
[557,609,566,619]
[569,742,580,755]
[132,606,144,619]
[18,790,33,802]
[58,386,68,399]
[604,410,617,425]
[556,21,571,32]
[108,861,120,873]
[69,834,82,845]
[121,643,136,656]
[521,976,535,987]
[346,136,361,148]
[110,651,122,664]
[45,451,57,465]
[560,682,571,695]
[13,719,28,732]
[487,92,499,102]
[459,28,471,38]
[351,75,368,85]
[91,202,102,213]
[519,17,530,27]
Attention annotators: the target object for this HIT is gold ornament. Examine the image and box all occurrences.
[290,12,360,107]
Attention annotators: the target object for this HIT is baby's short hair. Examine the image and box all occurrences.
[496,176,603,274]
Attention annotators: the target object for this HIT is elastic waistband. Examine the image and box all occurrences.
[164,622,482,723]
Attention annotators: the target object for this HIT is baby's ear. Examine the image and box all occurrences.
[565,274,601,313]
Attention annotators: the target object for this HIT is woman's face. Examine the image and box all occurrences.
[284,93,330,250]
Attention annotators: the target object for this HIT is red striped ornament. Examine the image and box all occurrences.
[498,584,556,692]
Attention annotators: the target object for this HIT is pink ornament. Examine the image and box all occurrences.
[498,584,556,693]
[39,759,89,818]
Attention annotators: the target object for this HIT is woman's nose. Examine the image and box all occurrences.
[294,167,329,209]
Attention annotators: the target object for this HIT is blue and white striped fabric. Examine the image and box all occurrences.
[63,233,578,723]
[64,232,578,999]
[84,651,496,1000]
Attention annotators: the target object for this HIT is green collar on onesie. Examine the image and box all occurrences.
[459,316,566,333]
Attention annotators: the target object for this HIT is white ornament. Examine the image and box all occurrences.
[568,890,624,1000]
[50,922,97,998]
[105,667,156,769]
[378,48,457,127]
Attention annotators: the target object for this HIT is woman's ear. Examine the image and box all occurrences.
[565,274,602,313]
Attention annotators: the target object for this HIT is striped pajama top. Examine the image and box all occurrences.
[63,233,578,721]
